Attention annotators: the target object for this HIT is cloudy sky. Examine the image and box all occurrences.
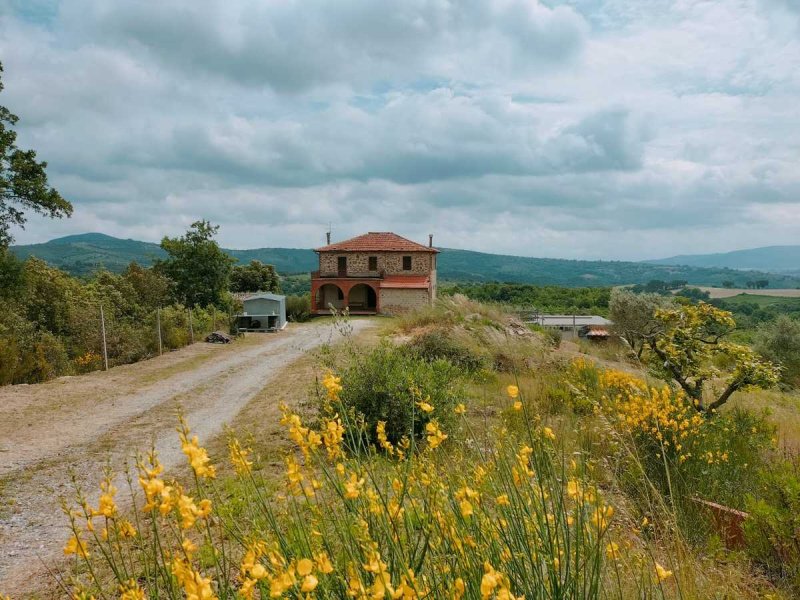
[1,0,799,260]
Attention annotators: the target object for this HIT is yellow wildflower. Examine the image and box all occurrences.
[454,403,466,415]
[228,439,253,474]
[64,533,90,558]
[179,431,216,479]
[655,562,673,582]
[605,542,620,560]
[542,427,556,441]
[118,580,146,600]
[315,552,334,574]
[425,420,448,449]
[416,398,434,413]
[506,385,519,399]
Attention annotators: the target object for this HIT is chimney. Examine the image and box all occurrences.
[428,234,433,248]
[326,230,331,245]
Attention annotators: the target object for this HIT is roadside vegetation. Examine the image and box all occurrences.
[40,294,800,599]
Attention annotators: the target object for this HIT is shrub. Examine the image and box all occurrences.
[407,328,486,373]
[286,294,312,322]
[59,406,623,599]
[326,342,464,448]
[745,461,800,589]
[568,358,774,532]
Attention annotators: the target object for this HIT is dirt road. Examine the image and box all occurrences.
[0,318,374,596]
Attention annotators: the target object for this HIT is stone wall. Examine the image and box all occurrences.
[379,288,431,314]
[318,251,435,277]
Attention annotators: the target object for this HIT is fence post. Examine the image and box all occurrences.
[100,305,109,371]
[157,307,163,355]
[188,307,194,344]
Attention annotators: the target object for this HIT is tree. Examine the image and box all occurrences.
[755,316,800,388]
[122,262,172,310]
[0,63,71,247]
[609,288,670,358]
[229,260,280,293]
[644,302,780,414]
[155,221,234,308]
[722,280,735,288]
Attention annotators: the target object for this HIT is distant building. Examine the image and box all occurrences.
[235,293,287,332]
[527,314,613,340]
[310,232,438,315]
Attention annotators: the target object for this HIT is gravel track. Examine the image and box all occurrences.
[0,319,374,596]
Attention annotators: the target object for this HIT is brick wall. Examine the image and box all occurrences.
[319,251,435,277]
[379,288,431,314]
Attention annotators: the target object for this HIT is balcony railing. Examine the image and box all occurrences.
[311,270,385,279]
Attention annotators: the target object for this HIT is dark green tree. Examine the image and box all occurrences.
[229,260,281,293]
[156,221,234,308]
[0,63,71,247]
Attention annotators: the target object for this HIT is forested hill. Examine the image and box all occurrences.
[10,233,800,288]
[647,245,800,273]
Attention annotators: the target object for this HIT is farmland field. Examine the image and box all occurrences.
[698,287,800,299]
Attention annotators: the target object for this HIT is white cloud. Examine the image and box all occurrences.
[1,0,799,260]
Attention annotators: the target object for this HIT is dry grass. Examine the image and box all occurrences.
[697,287,800,299]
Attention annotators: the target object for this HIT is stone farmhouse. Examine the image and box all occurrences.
[310,232,438,315]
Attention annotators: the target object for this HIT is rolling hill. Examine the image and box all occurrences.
[648,245,800,273]
[10,233,800,289]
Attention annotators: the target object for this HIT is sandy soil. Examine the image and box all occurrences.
[0,318,375,597]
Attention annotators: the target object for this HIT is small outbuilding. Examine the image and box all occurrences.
[235,293,287,332]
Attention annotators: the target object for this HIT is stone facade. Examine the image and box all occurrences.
[310,232,438,315]
[379,288,431,314]
[318,251,434,277]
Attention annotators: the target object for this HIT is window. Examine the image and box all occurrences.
[368,256,378,271]
[337,256,347,275]
[402,256,412,270]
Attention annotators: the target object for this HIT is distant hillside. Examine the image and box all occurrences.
[10,233,800,289]
[11,233,316,276]
[648,245,800,273]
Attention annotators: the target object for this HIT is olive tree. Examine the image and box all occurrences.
[644,302,780,414]
[609,288,670,358]
[755,315,800,388]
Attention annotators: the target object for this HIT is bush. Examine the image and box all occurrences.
[286,294,311,322]
[326,342,464,448]
[568,358,774,534]
[407,328,486,373]
[745,461,800,589]
[755,315,800,388]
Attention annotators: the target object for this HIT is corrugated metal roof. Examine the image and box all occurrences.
[380,275,430,289]
[530,315,612,327]
[242,293,285,301]
[315,232,438,253]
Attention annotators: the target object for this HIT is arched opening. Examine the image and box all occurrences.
[348,283,377,311]
[316,283,345,311]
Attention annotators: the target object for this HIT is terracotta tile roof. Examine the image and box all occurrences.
[315,232,439,253]
[380,275,431,289]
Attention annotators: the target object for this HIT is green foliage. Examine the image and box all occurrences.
[608,288,671,358]
[713,294,800,331]
[156,221,235,308]
[330,342,463,447]
[755,315,800,388]
[0,62,72,247]
[280,273,311,295]
[406,328,487,373]
[0,258,224,384]
[442,282,610,313]
[230,260,280,293]
[14,232,800,289]
[644,302,781,412]
[285,294,311,322]
[744,461,800,589]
